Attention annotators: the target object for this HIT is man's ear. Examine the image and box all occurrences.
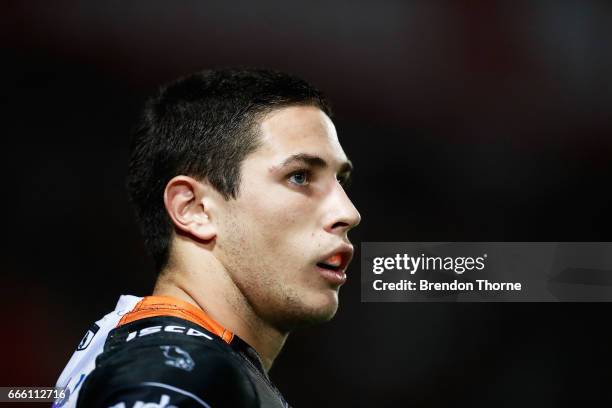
[163,176,217,241]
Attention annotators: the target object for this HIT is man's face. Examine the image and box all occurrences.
[213,105,360,331]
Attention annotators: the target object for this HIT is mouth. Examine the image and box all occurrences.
[316,245,354,285]
[316,254,345,272]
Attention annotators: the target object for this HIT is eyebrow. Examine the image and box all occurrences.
[273,153,353,174]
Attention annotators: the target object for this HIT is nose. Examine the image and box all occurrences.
[323,182,361,235]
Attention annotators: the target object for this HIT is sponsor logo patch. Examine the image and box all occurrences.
[108,394,177,408]
[125,325,213,342]
[77,323,100,351]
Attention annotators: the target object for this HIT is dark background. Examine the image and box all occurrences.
[2,1,612,407]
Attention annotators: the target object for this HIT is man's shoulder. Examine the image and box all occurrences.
[77,316,259,407]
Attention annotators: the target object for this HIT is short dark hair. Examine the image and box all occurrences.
[126,68,331,272]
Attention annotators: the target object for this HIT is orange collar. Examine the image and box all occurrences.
[117,295,234,343]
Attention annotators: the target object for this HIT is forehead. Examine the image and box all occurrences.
[253,105,348,166]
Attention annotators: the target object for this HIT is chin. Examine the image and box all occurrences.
[273,290,340,331]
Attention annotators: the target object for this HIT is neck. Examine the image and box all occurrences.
[153,250,288,372]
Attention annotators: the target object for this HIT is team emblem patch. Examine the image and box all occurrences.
[160,345,195,372]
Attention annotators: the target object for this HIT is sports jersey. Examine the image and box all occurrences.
[54,295,291,407]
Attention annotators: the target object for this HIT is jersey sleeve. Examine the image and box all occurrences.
[77,341,259,408]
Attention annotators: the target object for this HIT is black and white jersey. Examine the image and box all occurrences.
[54,295,290,408]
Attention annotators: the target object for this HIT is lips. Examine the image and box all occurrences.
[316,246,353,273]
[318,253,343,270]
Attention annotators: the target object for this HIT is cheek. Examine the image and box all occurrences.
[238,196,318,276]
[241,189,314,238]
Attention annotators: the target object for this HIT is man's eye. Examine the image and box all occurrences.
[288,171,310,186]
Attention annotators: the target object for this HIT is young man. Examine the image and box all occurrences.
[55,68,360,407]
